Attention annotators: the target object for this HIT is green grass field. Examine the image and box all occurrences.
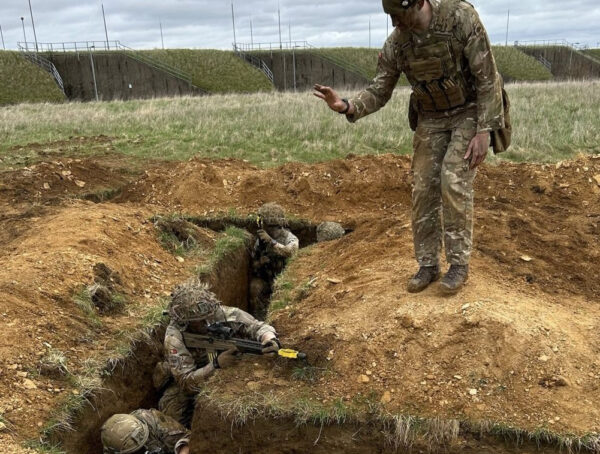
[317,46,552,82]
[0,81,597,169]
[0,51,65,105]
[140,49,273,93]
[582,49,600,62]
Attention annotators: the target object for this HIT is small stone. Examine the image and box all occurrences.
[469,389,478,396]
[552,346,559,353]
[358,374,370,384]
[43,182,50,190]
[520,255,533,262]
[74,180,86,188]
[37,421,43,427]
[326,277,342,284]
[72,390,79,395]
[454,375,463,380]
[23,379,37,390]
[426,374,435,380]
[380,391,392,404]
[593,175,600,186]
[366,370,372,376]
[0,421,6,432]
[461,303,471,311]
[538,355,550,362]
[16,371,28,378]
[176,256,185,263]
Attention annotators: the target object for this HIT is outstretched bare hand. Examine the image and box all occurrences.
[313,84,350,113]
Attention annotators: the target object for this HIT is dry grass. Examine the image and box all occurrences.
[0,81,598,169]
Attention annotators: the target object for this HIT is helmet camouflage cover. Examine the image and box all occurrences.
[316,222,345,242]
[101,414,149,454]
[382,0,419,15]
[258,202,287,227]
[168,280,220,326]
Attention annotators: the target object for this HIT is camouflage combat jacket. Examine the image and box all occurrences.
[164,306,277,392]
[252,227,299,281]
[127,409,189,454]
[348,0,504,134]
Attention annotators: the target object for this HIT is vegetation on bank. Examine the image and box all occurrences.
[0,81,598,168]
[140,49,274,93]
[0,51,65,105]
[316,46,552,82]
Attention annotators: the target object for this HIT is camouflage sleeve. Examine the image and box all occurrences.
[346,36,401,123]
[134,409,191,452]
[164,323,214,392]
[221,306,277,342]
[461,7,504,133]
[273,230,299,258]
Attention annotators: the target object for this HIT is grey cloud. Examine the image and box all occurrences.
[0,0,597,52]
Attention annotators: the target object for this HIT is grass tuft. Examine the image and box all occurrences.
[72,287,102,327]
[196,226,249,276]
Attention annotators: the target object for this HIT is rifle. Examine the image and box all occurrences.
[182,323,306,361]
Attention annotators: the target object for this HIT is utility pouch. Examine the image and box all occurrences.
[491,87,512,154]
[409,58,443,82]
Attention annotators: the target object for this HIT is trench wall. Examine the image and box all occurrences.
[252,51,369,91]
[518,46,600,79]
[45,53,205,101]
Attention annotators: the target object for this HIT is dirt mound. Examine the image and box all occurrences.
[1,152,600,451]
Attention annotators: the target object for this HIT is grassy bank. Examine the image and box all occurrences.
[0,81,598,168]
[140,49,273,93]
[0,51,65,105]
[316,46,552,82]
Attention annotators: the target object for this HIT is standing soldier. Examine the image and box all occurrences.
[250,203,299,318]
[157,279,280,426]
[314,0,506,294]
[100,408,190,454]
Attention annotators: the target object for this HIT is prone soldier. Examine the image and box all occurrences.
[100,408,190,454]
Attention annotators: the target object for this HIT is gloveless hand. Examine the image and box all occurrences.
[313,84,350,113]
[464,132,490,169]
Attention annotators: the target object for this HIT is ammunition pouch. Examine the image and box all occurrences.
[490,87,512,154]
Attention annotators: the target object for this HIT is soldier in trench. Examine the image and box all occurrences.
[250,202,299,319]
[100,408,190,454]
[314,0,508,294]
[154,279,281,426]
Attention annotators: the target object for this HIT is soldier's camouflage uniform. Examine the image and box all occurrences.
[347,0,504,266]
[158,306,277,426]
[250,227,299,318]
[102,409,190,454]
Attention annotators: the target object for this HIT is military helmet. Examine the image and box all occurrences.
[168,279,220,326]
[316,222,345,242]
[382,0,419,14]
[258,202,287,227]
[101,414,149,454]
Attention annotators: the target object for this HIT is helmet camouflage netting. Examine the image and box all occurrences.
[168,279,220,325]
[316,222,345,242]
[101,414,149,454]
[258,202,287,227]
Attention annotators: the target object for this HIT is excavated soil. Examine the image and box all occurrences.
[1,152,599,452]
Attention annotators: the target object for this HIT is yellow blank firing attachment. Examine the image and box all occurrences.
[278,349,307,360]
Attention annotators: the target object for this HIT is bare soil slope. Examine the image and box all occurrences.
[1,152,599,452]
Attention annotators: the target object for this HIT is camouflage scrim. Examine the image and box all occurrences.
[347,0,504,134]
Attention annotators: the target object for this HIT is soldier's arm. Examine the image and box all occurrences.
[165,324,215,392]
[462,8,504,133]
[222,306,278,343]
[272,230,299,258]
[346,36,401,123]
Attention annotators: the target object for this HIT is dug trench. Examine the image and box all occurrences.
[48,217,325,454]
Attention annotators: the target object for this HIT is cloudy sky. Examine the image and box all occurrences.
[0,1,598,51]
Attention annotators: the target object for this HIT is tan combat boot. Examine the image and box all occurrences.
[440,265,469,295]
[407,265,441,293]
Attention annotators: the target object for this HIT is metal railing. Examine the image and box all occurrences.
[233,45,273,83]
[17,40,198,89]
[537,55,552,71]
[234,41,369,81]
[17,43,65,94]
[514,39,590,51]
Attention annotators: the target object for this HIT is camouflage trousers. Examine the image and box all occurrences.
[158,384,195,428]
[411,109,478,266]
